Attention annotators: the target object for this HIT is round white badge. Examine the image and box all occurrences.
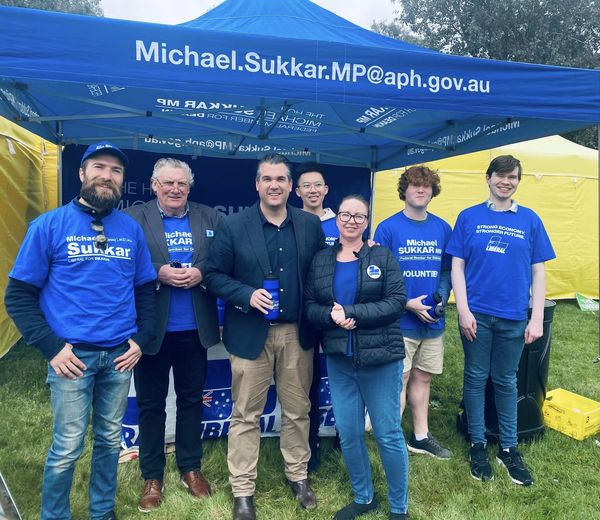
[367,265,382,279]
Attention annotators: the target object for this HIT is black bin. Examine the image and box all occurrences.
[457,299,556,443]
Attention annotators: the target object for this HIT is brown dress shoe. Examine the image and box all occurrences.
[233,496,256,520]
[288,479,317,509]
[138,479,163,513]
[181,470,212,498]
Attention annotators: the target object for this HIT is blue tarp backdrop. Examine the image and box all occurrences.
[1,0,599,170]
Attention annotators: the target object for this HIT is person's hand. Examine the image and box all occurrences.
[49,343,86,380]
[406,295,437,323]
[458,310,477,341]
[524,318,543,344]
[186,267,203,288]
[114,340,142,372]
[158,264,193,288]
[250,288,273,315]
[331,302,356,330]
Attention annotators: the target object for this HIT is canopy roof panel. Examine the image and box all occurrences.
[0,0,598,169]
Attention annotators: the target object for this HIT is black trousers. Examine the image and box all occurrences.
[308,345,322,446]
[134,330,207,480]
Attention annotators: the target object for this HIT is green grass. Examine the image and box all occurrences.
[1,302,599,519]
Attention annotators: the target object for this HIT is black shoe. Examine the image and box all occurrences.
[233,496,256,520]
[333,497,379,519]
[100,512,117,520]
[390,514,408,520]
[470,443,493,481]
[497,447,533,486]
[288,479,317,509]
[407,432,452,460]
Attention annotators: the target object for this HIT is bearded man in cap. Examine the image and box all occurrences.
[5,142,157,520]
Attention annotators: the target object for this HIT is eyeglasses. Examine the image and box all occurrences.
[338,211,368,224]
[155,179,190,191]
[299,182,325,190]
[91,219,107,251]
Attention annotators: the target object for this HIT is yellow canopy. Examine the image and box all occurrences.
[0,117,58,357]
[372,135,599,300]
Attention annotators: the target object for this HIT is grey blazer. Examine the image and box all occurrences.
[124,200,222,351]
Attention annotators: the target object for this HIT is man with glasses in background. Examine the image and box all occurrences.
[124,158,221,512]
[294,161,339,472]
[5,142,156,520]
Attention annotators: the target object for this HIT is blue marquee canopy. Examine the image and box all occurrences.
[0,0,599,169]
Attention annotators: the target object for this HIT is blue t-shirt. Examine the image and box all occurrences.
[322,216,339,247]
[446,202,555,320]
[333,259,359,356]
[163,215,196,332]
[9,201,156,347]
[374,211,452,337]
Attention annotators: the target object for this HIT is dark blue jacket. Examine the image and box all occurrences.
[304,242,407,367]
[204,203,326,360]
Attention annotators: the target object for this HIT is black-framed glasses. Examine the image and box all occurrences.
[337,211,368,224]
[91,219,107,251]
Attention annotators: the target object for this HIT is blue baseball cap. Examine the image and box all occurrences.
[80,141,129,167]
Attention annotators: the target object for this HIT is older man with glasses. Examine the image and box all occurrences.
[5,142,157,520]
[124,158,222,513]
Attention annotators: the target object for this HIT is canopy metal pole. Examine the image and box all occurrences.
[57,122,63,206]
[596,124,600,363]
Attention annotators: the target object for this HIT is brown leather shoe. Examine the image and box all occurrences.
[233,496,256,520]
[181,470,212,498]
[138,479,163,513]
[288,478,317,509]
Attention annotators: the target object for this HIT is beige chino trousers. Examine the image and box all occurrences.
[228,323,313,496]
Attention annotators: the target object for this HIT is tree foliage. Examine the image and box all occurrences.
[373,0,599,148]
[0,0,103,16]
[389,0,599,69]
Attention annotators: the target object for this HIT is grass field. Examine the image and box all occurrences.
[0,302,598,520]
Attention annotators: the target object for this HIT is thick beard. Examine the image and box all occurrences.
[80,178,122,211]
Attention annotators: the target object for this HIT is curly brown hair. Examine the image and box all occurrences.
[397,165,441,201]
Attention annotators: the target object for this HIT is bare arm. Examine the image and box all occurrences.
[524,262,546,344]
[451,256,477,341]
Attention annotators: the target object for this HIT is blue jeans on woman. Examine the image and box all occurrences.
[461,312,527,448]
[42,344,131,520]
[326,355,408,515]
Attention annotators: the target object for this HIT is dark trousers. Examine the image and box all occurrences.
[134,330,207,480]
[308,345,322,447]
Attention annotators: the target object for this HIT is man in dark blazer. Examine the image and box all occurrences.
[205,153,325,520]
[124,158,221,513]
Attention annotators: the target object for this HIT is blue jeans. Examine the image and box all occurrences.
[461,313,526,448]
[327,356,408,515]
[42,345,131,520]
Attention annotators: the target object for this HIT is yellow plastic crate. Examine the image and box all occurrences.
[543,388,600,440]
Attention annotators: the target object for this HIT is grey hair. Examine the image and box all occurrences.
[256,153,292,182]
[151,157,195,187]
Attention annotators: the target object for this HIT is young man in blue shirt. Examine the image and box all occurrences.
[447,155,555,485]
[374,166,453,460]
[5,142,156,520]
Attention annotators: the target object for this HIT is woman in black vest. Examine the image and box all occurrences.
[304,195,409,520]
